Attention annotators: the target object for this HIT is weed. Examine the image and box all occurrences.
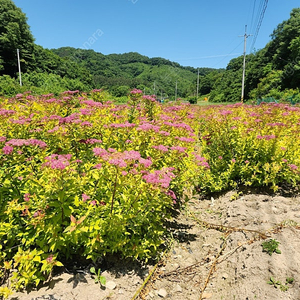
[261,239,281,255]
[286,277,294,284]
[230,191,243,201]
[90,267,106,287]
[267,276,294,292]
[267,277,282,289]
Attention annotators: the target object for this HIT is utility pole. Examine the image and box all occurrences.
[196,68,199,99]
[17,49,22,86]
[175,81,177,101]
[240,25,252,102]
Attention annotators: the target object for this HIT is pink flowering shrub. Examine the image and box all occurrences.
[1,91,300,293]
[196,103,300,192]
[0,90,206,292]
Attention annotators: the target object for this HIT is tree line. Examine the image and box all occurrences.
[0,0,299,103]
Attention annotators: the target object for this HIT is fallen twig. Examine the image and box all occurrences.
[160,257,210,278]
[130,261,159,300]
[199,236,228,300]
[189,211,270,239]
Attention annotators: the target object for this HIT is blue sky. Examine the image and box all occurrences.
[13,0,300,69]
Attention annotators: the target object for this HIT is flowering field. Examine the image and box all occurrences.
[0,89,300,297]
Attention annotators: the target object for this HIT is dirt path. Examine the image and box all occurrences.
[8,191,300,300]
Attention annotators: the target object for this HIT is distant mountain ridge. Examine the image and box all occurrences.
[51,47,218,98]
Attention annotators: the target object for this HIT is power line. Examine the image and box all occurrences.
[251,0,264,34]
[250,0,269,53]
[249,0,257,34]
[211,40,244,68]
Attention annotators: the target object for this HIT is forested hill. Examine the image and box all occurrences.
[204,7,300,103]
[51,47,217,98]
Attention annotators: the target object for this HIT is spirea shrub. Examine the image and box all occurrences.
[1,90,300,296]
[196,103,300,192]
[0,90,202,294]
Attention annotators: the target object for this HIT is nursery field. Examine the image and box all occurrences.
[1,89,300,299]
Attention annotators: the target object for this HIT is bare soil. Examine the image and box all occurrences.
[8,190,300,300]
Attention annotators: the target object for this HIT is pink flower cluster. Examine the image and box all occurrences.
[93,148,152,169]
[82,193,90,202]
[170,146,187,153]
[46,113,96,127]
[108,150,142,168]
[130,88,143,95]
[289,164,298,171]
[152,145,169,152]
[158,114,173,121]
[5,138,47,148]
[256,135,276,140]
[43,154,72,170]
[0,109,16,116]
[24,193,31,202]
[164,106,183,112]
[42,93,54,98]
[219,110,233,116]
[163,122,193,132]
[142,95,156,102]
[193,153,210,169]
[45,98,60,103]
[142,168,176,189]
[166,189,177,200]
[81,121,93,127]
[10,116,32,124]
[137,123,160,132]
[80,108,94,115]
[2,145,13,155]
[81,100,103,107]
[249,112,260,117]
[93,147,109,157]
[139,157,152,168]
[61,90,79,95]
[47,126,63,133]
[58,113,81,125]
[159,130,170,136]
[79,138,102,145]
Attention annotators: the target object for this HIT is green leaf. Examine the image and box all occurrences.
[100,276,106,286]
[280,285,288,292]
[268,277,275,284]
[33,256,41,262]
[56,261,64,267]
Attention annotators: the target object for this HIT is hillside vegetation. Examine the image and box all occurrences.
[0,0,299,103]
[204,8,300,103]
[52,47,216,98]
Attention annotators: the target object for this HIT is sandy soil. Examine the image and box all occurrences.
[7,190,300,300]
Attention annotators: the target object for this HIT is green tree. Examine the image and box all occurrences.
[266,8,300,89]
[0,0,35,76]
[250,70,283,100]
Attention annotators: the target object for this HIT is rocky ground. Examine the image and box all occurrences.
[7,189,300,300]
